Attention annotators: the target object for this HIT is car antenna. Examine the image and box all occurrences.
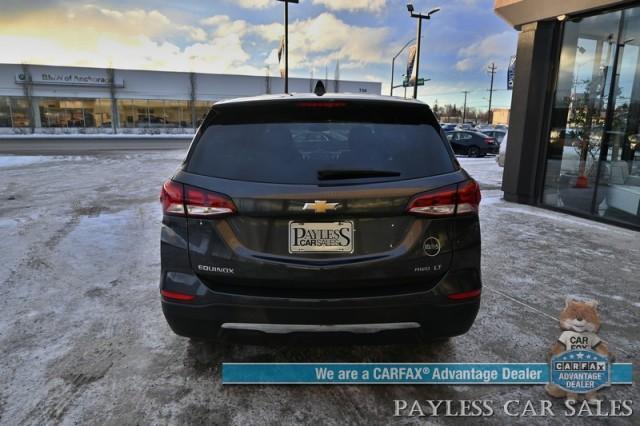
[314,80,326,96]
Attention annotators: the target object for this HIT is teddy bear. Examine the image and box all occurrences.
[545,296,612,404]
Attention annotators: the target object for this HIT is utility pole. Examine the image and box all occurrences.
[265,66,271,94]
[462,91,469,123]
[406,4,440,99]
[487,62,497,124]
[277,0,298,94]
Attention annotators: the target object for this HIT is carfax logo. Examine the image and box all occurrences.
[550,350,610,394]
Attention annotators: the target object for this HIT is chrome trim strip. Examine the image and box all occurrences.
[221,322,420,334]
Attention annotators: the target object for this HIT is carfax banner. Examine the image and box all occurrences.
[222,362,633,385]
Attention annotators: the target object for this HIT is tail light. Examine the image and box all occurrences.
[160,180,185,215]
[160,180,236,218]
[184,185,236,217]
[484,138,495,145]
[407,180,481,217]
[456,180,481,214]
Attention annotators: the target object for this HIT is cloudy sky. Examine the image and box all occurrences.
[0,0,518,110]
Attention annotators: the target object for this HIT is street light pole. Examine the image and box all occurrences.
[413,17,422,99]
[462,90,469,123]
[407,4,440,99]
[277,0,298,94]
[390,38,415,96]
[402,74,407,98]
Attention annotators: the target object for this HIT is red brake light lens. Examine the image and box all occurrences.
[457,180,481,214]
[407,185,457,216]
[160,180,185,216]
[447,289,481,300]
[184,185,236,217]
[407,180,481,217]
[160,180,236,217]
[160,289,195,302]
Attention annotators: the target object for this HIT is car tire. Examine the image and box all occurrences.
[468,146,480,157]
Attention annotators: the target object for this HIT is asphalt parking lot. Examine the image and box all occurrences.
[0,151,638,425]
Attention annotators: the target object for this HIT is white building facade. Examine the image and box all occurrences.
[0,64,381,134]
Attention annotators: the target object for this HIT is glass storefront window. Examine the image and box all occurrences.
[147,99,166,128]
[0,97,10,127]
[9,97,31,128]
[94,99,113,128]
[119,99,144,128]
[118,99,148,128]
[543,5,640,227]
[2,96,204,130]
[118,99,192,128]
[165,100,190,128]
[38,98,112,128]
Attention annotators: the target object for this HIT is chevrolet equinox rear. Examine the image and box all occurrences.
[160,93,482,342]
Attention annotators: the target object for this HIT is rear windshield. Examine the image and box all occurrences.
[186,101,455,184]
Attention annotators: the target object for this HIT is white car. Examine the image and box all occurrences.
[497,130,508,167]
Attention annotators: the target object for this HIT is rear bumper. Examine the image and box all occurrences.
[160,268,481,340]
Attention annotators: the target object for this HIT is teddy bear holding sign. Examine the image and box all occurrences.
[545,296,612,404]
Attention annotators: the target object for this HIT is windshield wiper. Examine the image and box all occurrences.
[317,169,401,180]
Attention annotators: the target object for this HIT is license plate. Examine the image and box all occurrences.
[288,221,354,253]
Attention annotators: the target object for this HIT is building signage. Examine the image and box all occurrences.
[406,44,417,85]
[507,55,516,90]
[277,36,286,79]
[15,72,124,88]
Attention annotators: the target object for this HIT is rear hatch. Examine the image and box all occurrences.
[172,98,475,292]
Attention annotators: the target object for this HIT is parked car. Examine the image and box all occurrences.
[440,123,457,132]
[446,130,499,157]
[497,130,508,167]
[482,129,507,144]
[160,92,482,343]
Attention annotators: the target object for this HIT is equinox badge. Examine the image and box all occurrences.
[302,200,340,213]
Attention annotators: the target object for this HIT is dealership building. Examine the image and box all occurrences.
[495,0,640,229]
[0,64,381,134]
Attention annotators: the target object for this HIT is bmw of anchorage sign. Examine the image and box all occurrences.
[550,350,610,394]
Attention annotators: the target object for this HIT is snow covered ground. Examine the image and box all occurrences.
[458,155,504,190]
[0,151,637,424]
[0,155,57,168]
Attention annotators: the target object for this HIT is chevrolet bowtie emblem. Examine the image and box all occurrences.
[302,200,340,213]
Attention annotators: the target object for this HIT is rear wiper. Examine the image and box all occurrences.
[317,169,401,180]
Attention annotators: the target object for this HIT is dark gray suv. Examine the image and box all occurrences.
[160,93,482,342]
